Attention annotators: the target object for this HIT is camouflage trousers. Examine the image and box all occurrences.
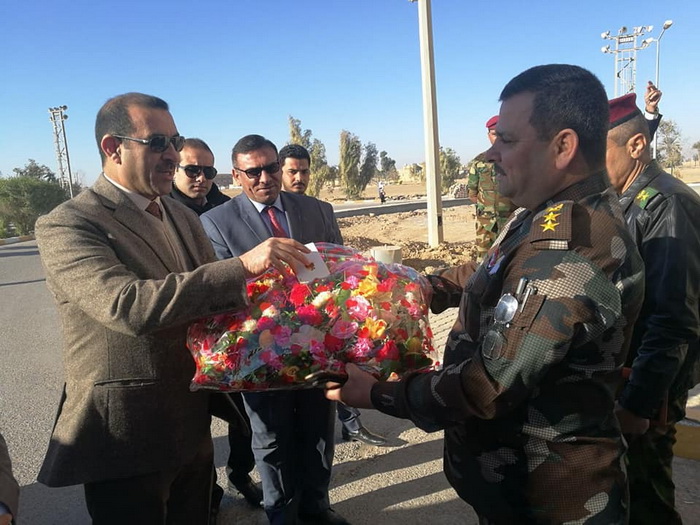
[475,213,507,259]
[625,391,688,525]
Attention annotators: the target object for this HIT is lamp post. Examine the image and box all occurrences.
[48,105,74,198]
[652,20,673,158]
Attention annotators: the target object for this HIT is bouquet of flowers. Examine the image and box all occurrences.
[188,243,437,392]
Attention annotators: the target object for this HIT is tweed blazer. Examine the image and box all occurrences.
[35,175,249,487]
[0,432,18,518]
[200,191,343,259]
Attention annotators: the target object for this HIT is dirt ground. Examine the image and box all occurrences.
[338,205,478,274]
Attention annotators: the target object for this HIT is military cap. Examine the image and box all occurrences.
[608,93,643,129]
[485,115,499,129]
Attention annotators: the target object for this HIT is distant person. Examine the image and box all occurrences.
[34,93,311,524]
[324,64,644,524]
[280,143,386,446]
[0,432,18,525]
[377,180,386,204]
[607,92,700,524]
[170,138,230,214]
[170,138,263,518]
[201,135,349,525]
[467,115,516,259]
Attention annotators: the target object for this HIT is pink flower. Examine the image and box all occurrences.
[330,319,358,339]
[347,337,373,361]
[345,295,371,321]
[259,349,283,370]
[272,325,292,347]
[257,316,277,331]
[297,305,324,326]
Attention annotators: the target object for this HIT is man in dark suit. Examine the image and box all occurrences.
[201,135,349,525]
[35,94,311,524]
[278,143,386,447]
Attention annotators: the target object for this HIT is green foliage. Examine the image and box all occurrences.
[0,176,69,236]
[338,131,363,199]
[439,147,462,192]
[288,116,312,149]
[359,142,378,189]
[657,120,683,175]
[13,159,57,183]
[307,139,334,198]
[379,150,397,180]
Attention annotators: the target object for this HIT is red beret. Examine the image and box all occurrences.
[485,115,499,129]
[608,93,643,129]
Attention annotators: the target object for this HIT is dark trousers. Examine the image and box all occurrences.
[84,437,213,525]
[336,403,361,433]
[626,391,688,525]
[243,389,336,524]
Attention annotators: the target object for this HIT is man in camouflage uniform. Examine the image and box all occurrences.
[326,64,644,524]
[467,116,516,258]
[607,93,700,525]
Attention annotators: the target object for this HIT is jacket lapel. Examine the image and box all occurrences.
[93,176,180,272]
[281,192,303,242]
[236,194,272,243]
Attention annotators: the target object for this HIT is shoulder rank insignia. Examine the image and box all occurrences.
[634,187,660,209]
[529,201,573,249]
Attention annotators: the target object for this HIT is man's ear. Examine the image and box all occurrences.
[231,168,240,184]
[101,135,121,164]
[627,133,647,160]
[552,128,579,170]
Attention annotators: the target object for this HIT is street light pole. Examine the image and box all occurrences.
[48,105,74,198]
[410,0,443,247]
[653,20,673,159]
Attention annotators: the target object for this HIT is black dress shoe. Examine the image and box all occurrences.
[229,478,263,508]
[299,508,351,525]
[341,425,387,446]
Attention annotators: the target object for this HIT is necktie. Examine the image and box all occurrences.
[145,200,163,221]
[265,206,288,238]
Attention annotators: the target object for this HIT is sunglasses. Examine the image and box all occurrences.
[178,164,218,180]
[234,161,280,179]
[113,134,186,153]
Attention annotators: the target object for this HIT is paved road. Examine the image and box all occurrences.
[2,240,698,524]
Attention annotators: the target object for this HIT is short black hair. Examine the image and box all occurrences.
[231,134,278,167]
[279,144,311,167]
[95,92,169,165]
[183,137,213,156]
[500,64,609,169]
[608,113,651,147]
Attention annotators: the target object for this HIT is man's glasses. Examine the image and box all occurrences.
[113,134,186,153]
[234,162,280,179]
[178,164,218,180]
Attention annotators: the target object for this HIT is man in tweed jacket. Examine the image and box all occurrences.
[35,93,310,524]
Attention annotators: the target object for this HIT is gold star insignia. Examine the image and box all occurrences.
[543,212,560,222]
[636,189,651,205]
[541,221,558,232]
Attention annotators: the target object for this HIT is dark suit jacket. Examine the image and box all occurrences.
[0,432,18,518]
[200,192,343,258]
[35,175,249,487]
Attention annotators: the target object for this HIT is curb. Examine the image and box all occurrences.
[0,235,34,246]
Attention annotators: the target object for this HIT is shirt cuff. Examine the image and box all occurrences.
[645,110,660,120]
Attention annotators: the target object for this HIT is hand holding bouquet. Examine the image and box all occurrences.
[188,243,437,391]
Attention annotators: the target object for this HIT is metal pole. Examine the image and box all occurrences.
[413,0,443,247]
[653,21,672,159]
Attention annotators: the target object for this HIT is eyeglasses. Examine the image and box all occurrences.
[234,161,280,179]
[178,164,218,180]
[113,134,186,153]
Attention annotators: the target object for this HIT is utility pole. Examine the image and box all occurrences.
[410,0,443,247]
[48,105,74,198]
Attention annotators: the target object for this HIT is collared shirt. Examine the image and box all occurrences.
[245,195,291,237]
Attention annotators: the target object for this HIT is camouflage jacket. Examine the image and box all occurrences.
[372,173,644,523]
[617,161,700,416]
[467,152,516,218]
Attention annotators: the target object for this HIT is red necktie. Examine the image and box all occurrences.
[265,206,288,238]
[145,200,163,221]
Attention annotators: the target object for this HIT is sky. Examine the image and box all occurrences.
[2,1,699,186]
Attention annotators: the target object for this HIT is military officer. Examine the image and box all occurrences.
[467,115,516,259]
[325,64,644,524]
[607,93,700,524]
